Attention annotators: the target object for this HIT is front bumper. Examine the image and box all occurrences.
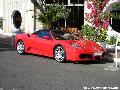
[66,48,105,62]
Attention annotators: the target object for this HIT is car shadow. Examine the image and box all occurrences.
[30,53,114,65]
[72,60,113,65]
[74,51,118,65]
[28,53,53,60]
[20,48,116,65]
[0,43,15,52]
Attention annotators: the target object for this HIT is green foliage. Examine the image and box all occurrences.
[81,25,96,41]
[110,12,120,19]
[96,29,107,42]
[37,3,69,29]
[112,3,120,9]
[81,25,107,42]
[100,12,110,21]
[106,36,117,45]
[110,3,120,19]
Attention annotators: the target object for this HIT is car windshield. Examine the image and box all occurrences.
[33,30,52,39]
[51,31,79,40]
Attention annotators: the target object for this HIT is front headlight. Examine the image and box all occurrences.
[71,43,80,48]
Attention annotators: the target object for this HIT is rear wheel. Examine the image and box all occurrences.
[54,46,66,63]
[16,41,25,55]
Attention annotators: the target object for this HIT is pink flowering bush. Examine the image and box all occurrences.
[85,0,109,29]
[84,0,110,42]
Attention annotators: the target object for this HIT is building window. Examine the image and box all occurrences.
[45,0,84,29]
[66,6,84,29]
[58,0,68,5]
[46,0,53,4]
[46,0,67,5]
[70,0,84,4]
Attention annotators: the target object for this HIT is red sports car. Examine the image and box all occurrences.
[15,29,105,63]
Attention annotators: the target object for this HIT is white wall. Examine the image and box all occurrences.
[0,0,3,17]
[84,0,92,26]
[0,0,3,34]
[3,0,35,35]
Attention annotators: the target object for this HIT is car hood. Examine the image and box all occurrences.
[59,39,104,52]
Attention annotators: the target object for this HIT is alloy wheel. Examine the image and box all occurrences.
[54,46,66,63]
[17,41,25,55]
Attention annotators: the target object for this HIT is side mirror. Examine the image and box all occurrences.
[43,36,51,40]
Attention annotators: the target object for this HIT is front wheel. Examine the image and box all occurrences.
[54,46,66,63]
[16,41,25,55]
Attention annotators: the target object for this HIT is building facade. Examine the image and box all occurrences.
[1,0,86,35]
[2,0,35,35]
[0,0,3,34]
[1,0,120,35]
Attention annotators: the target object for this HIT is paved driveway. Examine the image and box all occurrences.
[0,43,120,90]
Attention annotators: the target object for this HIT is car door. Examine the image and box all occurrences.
[33,31,54,56]
[24,33,38,53]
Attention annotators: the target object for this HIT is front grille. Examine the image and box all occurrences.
[94,56,101,60]
[79,54,93,59]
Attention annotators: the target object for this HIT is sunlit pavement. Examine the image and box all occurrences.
[0,36,120,90]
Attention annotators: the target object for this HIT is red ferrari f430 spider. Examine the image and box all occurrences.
[14,29,105,63]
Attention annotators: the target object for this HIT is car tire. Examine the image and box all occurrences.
[16,40,25,55]
[54,46,66,63]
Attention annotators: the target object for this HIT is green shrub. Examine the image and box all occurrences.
[106,36,117,45]
[81,25,96,41]
[96,29,107,42]
[81,25,108,43]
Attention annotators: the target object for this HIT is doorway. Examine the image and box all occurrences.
[12,10,22,29]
